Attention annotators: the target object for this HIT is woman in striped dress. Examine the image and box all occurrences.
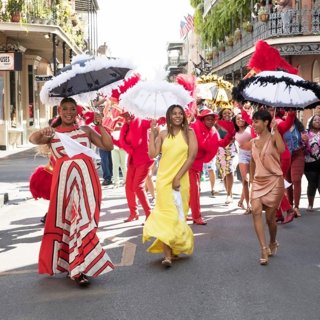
[29,97,114,286]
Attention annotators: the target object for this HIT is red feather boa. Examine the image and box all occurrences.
[29,165,52,200]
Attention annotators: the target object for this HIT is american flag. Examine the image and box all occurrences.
[180,14,194,38]
[180,20,187,38]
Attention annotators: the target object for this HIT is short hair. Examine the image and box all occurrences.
[252,110,272,130]
[60,97,77,106]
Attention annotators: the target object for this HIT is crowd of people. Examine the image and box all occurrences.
[29,94,320,287]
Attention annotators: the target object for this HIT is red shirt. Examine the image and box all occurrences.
[119,117,154,166]
[190,119,231,172]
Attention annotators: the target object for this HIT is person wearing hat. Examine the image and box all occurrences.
[188,107,232,225]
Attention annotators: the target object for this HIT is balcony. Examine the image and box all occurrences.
[209,8,320,76]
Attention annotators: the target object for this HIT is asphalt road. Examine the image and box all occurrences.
[0,148,320,320]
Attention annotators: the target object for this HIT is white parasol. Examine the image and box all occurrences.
[232,70,320,109]
[119,80,193,118]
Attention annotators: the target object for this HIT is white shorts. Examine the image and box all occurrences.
[238,149,252,164]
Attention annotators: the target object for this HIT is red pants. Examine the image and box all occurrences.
[276,155,292,218]
[125,162,153,218]
[189,169,202,220]
[286,148,305,208]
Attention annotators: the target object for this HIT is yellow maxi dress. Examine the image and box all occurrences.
[143,130,194,255]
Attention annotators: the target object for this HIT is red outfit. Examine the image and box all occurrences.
[189,120,231,221]
[119,117,154,219]
[275,112,295,218]
[39,126,114,278]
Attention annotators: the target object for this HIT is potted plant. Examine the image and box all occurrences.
[242,21,253,33]
[212,46,218,58]
[225,35,234,47]
[258,7,269,22]
[218,41,225,52]
[206,49,213,60]
[234,28,242,42]
[6,0,24,22]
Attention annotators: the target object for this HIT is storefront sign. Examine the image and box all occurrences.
[0,52,22,71]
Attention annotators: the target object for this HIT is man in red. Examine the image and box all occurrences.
[188,107,232,225]
[119,112,154,222]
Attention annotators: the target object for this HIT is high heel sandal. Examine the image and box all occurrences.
[259,247,269,265]
[238,200,245,209]
[161,257,172,267]
[268,241,279,256]
[294,207,301,217]
[74,273,90,287]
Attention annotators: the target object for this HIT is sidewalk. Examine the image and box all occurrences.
[0,144,36,207]
[0,144,35,159]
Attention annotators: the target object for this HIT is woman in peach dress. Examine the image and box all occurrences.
[250,110,285,266]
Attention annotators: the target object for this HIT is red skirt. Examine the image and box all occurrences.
[38,154,114,278]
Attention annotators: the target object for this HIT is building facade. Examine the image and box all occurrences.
[0,0,99,150]
[173,0,320,124]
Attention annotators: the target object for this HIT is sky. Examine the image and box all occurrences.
[97,0,194,79]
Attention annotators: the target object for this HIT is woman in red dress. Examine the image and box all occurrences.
[29,97,114,286]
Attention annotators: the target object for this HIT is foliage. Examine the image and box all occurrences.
[192,0,252,47]
[190,0,202,8]
[6,0,24,14]
[242,20,253,32]
[258,6,268,15]
[30,0,51,19]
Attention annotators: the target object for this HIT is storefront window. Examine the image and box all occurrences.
[9,72,17,128]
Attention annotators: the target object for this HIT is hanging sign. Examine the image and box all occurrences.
[0,52,22,71]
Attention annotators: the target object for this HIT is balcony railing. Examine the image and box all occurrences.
[167,57,187,67]
[210,8,320,70]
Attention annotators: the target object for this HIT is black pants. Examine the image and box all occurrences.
[304,170,320,197]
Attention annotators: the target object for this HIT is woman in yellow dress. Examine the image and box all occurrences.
[143,104,198,267]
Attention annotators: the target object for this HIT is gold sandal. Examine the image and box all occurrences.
[259,247,269,265]
[268,241,279,256]
[238,200,245,209]
[161,258,172,267]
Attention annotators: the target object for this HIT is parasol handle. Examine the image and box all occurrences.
[271,111,276,135]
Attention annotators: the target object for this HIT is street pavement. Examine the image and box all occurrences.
[0,148,320,320]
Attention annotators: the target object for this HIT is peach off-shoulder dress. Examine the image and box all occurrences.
[251,135,285,208]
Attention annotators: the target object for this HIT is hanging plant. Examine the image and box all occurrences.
[242,21,253,33]
[194,0,252,47]
[225,35,234,47]
[234,28,242,41]
[258,7,269,22]
[218,41,225,52]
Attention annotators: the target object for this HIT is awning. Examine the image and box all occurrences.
[0,22,82,65]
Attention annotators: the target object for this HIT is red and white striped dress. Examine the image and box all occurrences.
[38,125,114,278]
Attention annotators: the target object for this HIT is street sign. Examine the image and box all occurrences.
[35,75,53,82]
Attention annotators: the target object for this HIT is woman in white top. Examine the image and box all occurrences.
[233,113,253,214]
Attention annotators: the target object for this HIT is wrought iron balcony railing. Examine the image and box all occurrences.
[210,8,320,70]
